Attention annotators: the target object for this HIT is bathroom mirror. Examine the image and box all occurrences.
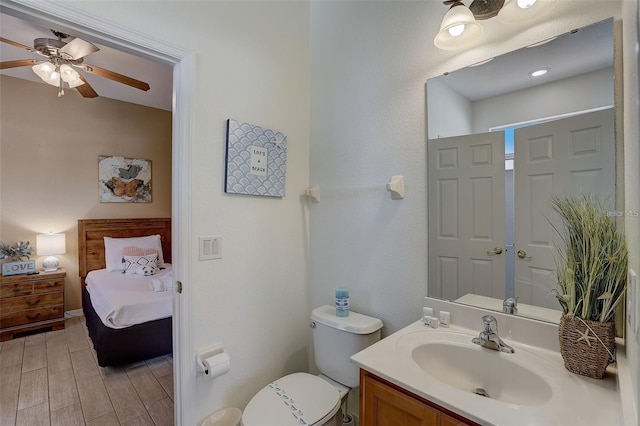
[426,18,616,323]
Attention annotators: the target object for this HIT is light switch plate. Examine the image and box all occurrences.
[199,236,222,260]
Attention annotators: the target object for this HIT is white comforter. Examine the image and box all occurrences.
[86,266,173,329]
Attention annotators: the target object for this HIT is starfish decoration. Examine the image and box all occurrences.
[576,327,596,347]
[270,135,287,151]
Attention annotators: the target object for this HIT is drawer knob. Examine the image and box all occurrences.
[25,299,41,306]
[26,313,41,320]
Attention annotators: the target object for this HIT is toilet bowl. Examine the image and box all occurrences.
[241,305,383,426]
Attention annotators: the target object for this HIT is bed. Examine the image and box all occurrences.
[78,218,172,367]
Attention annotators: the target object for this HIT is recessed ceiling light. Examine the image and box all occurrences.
[529,67,549,77]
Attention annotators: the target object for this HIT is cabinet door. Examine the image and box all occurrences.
[442,414,469,426]
[362,373,440,426]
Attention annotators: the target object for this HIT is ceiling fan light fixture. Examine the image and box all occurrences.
[32,62,54,81]
[32,62,59,86]
[32,62,84,89]
[434,2,483,50]
[60,64,84,87]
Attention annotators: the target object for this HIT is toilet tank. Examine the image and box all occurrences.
[310,305,383,388]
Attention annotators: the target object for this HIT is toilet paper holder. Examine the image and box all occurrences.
[196,342,230,377]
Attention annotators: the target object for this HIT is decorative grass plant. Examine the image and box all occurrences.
[0,241,34,261]
[551,195,628,323]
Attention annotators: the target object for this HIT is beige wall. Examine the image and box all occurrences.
[0,75,172,310]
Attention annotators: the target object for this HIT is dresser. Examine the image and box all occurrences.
[0,269,65,341]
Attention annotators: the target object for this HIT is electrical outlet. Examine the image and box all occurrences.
[628,269,638,335]
[199,236,222,260]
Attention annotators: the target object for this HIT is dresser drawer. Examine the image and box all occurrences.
[0,270,66,341]
[0,283,33,299]
[0,306,64,328]
[0,292,63,314]
[33,279,64,294]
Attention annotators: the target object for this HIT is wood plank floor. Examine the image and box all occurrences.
[0,316,174,426]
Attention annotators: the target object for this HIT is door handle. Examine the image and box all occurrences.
[486,247,503,255]
[517,250,532,260]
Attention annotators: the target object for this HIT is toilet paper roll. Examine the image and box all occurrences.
[204,352,231,378]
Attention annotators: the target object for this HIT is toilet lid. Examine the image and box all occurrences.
[242,372,341,426]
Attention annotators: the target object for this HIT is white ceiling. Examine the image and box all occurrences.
[434,18,613,101]
[0,12,173,111]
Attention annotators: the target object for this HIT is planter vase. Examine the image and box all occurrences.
[558,313,616,379]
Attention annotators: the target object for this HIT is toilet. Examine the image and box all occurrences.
[241,305,383,426]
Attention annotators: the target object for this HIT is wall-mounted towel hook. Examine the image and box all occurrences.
[305,184,320,203]
[387,176,405,200]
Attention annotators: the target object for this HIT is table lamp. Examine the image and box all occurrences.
[36,232,66,272]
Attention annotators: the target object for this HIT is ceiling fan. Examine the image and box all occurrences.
[0,29,150,98]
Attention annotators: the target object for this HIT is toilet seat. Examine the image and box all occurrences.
[242,372,341,426]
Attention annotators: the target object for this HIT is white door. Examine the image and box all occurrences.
[514,109,615,309]
[428,132,506,302]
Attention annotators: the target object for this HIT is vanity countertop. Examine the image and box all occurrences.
[351,320,623,426]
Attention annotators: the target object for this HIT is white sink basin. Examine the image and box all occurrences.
[397,331,553,406]
[411,340,553,405]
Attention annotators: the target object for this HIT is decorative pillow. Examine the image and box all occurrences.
[122,246,159,258]
[104,235,165,272]
[123,253,160,276]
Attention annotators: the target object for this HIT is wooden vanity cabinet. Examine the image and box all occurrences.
[360,370,479,426]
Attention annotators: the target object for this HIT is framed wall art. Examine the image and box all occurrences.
[225,119,287,197]
[99,155,152,203]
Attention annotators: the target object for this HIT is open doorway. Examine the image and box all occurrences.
[0,2,194,424]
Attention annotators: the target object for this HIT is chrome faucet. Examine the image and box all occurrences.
[472,315,515,353]
[503,297,518,315]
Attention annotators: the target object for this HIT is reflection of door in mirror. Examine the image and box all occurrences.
[513,109,615,310]
[427,132,506,302]
[428,109,615,320]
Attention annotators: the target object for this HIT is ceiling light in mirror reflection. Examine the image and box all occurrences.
[529,67,549,77]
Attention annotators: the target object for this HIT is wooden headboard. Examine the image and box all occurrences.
[78,218,171,288]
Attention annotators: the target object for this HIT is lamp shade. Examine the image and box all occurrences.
[32,63,84,88]
[497,0,557,24]
[36,233,66,272]
[32,62,60,86]
[434,4,484,50]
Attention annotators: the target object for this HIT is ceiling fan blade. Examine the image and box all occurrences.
[59,38,99,60]
[0,37,31,51]
[0,59,39,70]
[75,74,99,98]
[79,63,150,91]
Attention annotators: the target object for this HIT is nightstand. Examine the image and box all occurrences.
[0,269,66,341]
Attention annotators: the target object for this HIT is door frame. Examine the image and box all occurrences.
[0,1,195,424]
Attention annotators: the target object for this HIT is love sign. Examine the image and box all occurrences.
[2,260,36,276]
